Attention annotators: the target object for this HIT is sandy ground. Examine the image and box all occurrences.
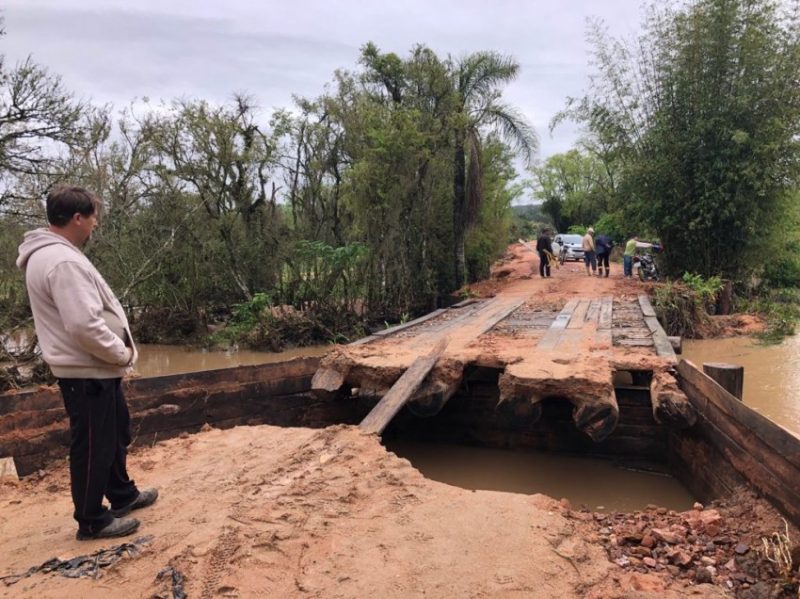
[1,425,734,599]
[0,244,780,598]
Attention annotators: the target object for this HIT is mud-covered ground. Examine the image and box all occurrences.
[1,424,796,598]
[2,244,791,599]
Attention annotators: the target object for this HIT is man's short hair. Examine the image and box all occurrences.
[46,186,100,227]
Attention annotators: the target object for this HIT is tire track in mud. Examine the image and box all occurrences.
[193,426,417,597]
[199,527,241,598]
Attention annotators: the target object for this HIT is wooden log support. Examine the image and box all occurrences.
[499,364,619,442]
[570,389,620,443]
[650,370,696,428]
[702,362,743,401]
[359,339,449,435]
[494,390,543,428]
[311,368,347,399]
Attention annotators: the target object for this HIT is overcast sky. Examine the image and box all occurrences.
[2,0,646,161]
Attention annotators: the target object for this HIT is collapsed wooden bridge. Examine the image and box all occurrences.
[312,294,695,442]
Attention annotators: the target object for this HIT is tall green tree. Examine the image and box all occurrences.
[533,149,612,232]
[562,0,800,278]
[0,19,94,207]
[451,52,537,287]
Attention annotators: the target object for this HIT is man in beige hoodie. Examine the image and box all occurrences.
[17,186,158,540]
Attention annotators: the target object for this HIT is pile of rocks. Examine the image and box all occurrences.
[564,493,800,598]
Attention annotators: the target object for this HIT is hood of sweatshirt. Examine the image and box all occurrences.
[16,229,80,271]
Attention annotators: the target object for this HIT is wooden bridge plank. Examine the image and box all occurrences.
[566,300,591,329]
[638,295,675,359]
[359,339,449,435]
[373,309,447,337]
[585,299,600,324]
[538,299,580,350]
[638,294,657,318]
[598,296,613,330]
[473,298,527,337]
[595,296,613,348]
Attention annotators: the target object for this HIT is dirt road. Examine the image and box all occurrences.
[0,244,776,598]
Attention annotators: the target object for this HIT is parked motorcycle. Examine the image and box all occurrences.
[633,243,663,281]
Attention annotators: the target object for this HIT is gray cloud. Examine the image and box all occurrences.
[2,0,645,159]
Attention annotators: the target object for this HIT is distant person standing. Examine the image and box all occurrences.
[16,186,158,541]
[623,235,657,277]
[536,228,554,278]
[623,235,639,277]
[595,232,613,277]
[582,227,597,276]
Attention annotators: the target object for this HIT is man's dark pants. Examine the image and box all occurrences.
[58,378,139,535]
[538,251,551,277]
[584,250,597,270]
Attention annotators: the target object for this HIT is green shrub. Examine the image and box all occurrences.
[762,256,800,289]
[653,281,709,338]
[681,272,724,312]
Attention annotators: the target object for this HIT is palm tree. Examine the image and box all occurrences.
[450,52,538,288]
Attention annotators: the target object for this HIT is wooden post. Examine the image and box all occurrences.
[667,336,682,355]
[716,280,733,316]
[702,362,744,401]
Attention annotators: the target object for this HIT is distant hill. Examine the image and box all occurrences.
[511,204,545,221]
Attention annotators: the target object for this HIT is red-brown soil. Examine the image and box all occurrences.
[0,244,793,598]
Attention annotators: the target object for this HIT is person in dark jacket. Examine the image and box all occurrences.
[595,233,614,277]
[536,228,554,277]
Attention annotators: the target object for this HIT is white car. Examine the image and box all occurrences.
[552,234,585,262]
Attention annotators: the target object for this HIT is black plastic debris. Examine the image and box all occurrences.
[154,566,187,599]
[0,535,153,586]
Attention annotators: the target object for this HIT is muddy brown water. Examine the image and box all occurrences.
[134,343,330,378]
[683,335,800,435]
[385,439,696,512]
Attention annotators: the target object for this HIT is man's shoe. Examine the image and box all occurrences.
[111,488,159,518]
[76,517,140,541]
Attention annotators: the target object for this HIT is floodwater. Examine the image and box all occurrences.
[683,335,800,435]
[385,439,696,512]
[134,344,329,378]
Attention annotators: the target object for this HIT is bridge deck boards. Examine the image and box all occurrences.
[315,293,679,437]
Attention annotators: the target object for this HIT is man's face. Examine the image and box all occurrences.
[74,211,98,246]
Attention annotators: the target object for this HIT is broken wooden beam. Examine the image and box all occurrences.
[499,357,619,442]
[650,370,696,428]
[359,339,449,435]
